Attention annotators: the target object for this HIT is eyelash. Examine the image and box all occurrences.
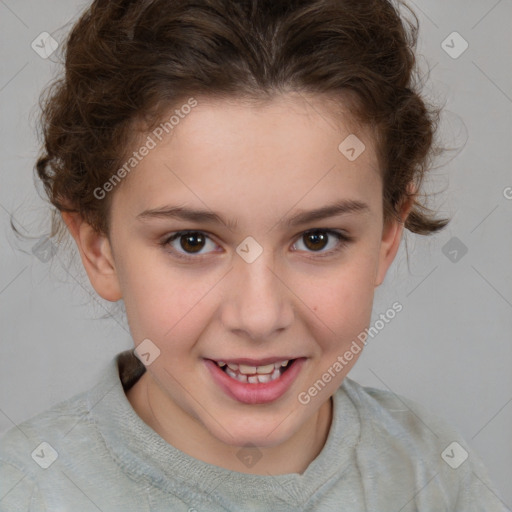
[159,229,353,262]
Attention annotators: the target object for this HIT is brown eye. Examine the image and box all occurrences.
[179,232,206,253]
[303,230,329,251]
[162,231,218,260]
[292,229,351,257]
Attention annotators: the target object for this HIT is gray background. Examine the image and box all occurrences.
[1,0,511,507]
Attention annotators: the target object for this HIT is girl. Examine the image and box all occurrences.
[1,0,507,510]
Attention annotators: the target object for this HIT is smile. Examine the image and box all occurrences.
[204,358,305,404]
[216,360,292,384]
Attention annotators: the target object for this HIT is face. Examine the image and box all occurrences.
[71,93,405,454]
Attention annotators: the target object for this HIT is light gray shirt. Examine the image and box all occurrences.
[0,350,508,511]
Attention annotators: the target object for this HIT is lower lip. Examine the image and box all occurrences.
[204,358,306,405]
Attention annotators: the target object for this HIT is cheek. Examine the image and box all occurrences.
[113,248,195,341]
[293,262,376,404]
[297,256,378,350]
[118,256,225,360]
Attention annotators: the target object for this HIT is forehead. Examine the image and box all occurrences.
[166,93,368,156]
[112,93,381,223]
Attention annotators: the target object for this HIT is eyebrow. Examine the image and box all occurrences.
[136,199,370,230]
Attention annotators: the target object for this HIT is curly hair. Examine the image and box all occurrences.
[35,0,448,241]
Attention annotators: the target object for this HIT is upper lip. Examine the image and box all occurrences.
[207,356,301,366]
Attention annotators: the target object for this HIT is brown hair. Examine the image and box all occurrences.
[35,0,448,242]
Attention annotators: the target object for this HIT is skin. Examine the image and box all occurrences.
[62,93,411,476]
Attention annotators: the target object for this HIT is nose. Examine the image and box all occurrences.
[220,248,294,342]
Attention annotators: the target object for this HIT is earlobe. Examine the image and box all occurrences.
[61,212,122,302]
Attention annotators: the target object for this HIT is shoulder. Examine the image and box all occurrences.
[339,377,464,468]
[341,377,457,439]
[0,350,129,512]
[1,387,90,453]
[338,378,509,511]
[0,352,133,475]
[0,381,94,459]
[0,390,91,512]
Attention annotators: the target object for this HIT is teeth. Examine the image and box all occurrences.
[219,360,290,374]
[225,367,248,383]
[223,366,283,384]
[239,364,257,375]
[256,363,275,374]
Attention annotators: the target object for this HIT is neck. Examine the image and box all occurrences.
[126,371,333,475]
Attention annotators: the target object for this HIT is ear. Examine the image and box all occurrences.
[61,212,122,301]
[374,197,414,287]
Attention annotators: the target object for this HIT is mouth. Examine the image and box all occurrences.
[215,359,294,384]
[204,357,305,404]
